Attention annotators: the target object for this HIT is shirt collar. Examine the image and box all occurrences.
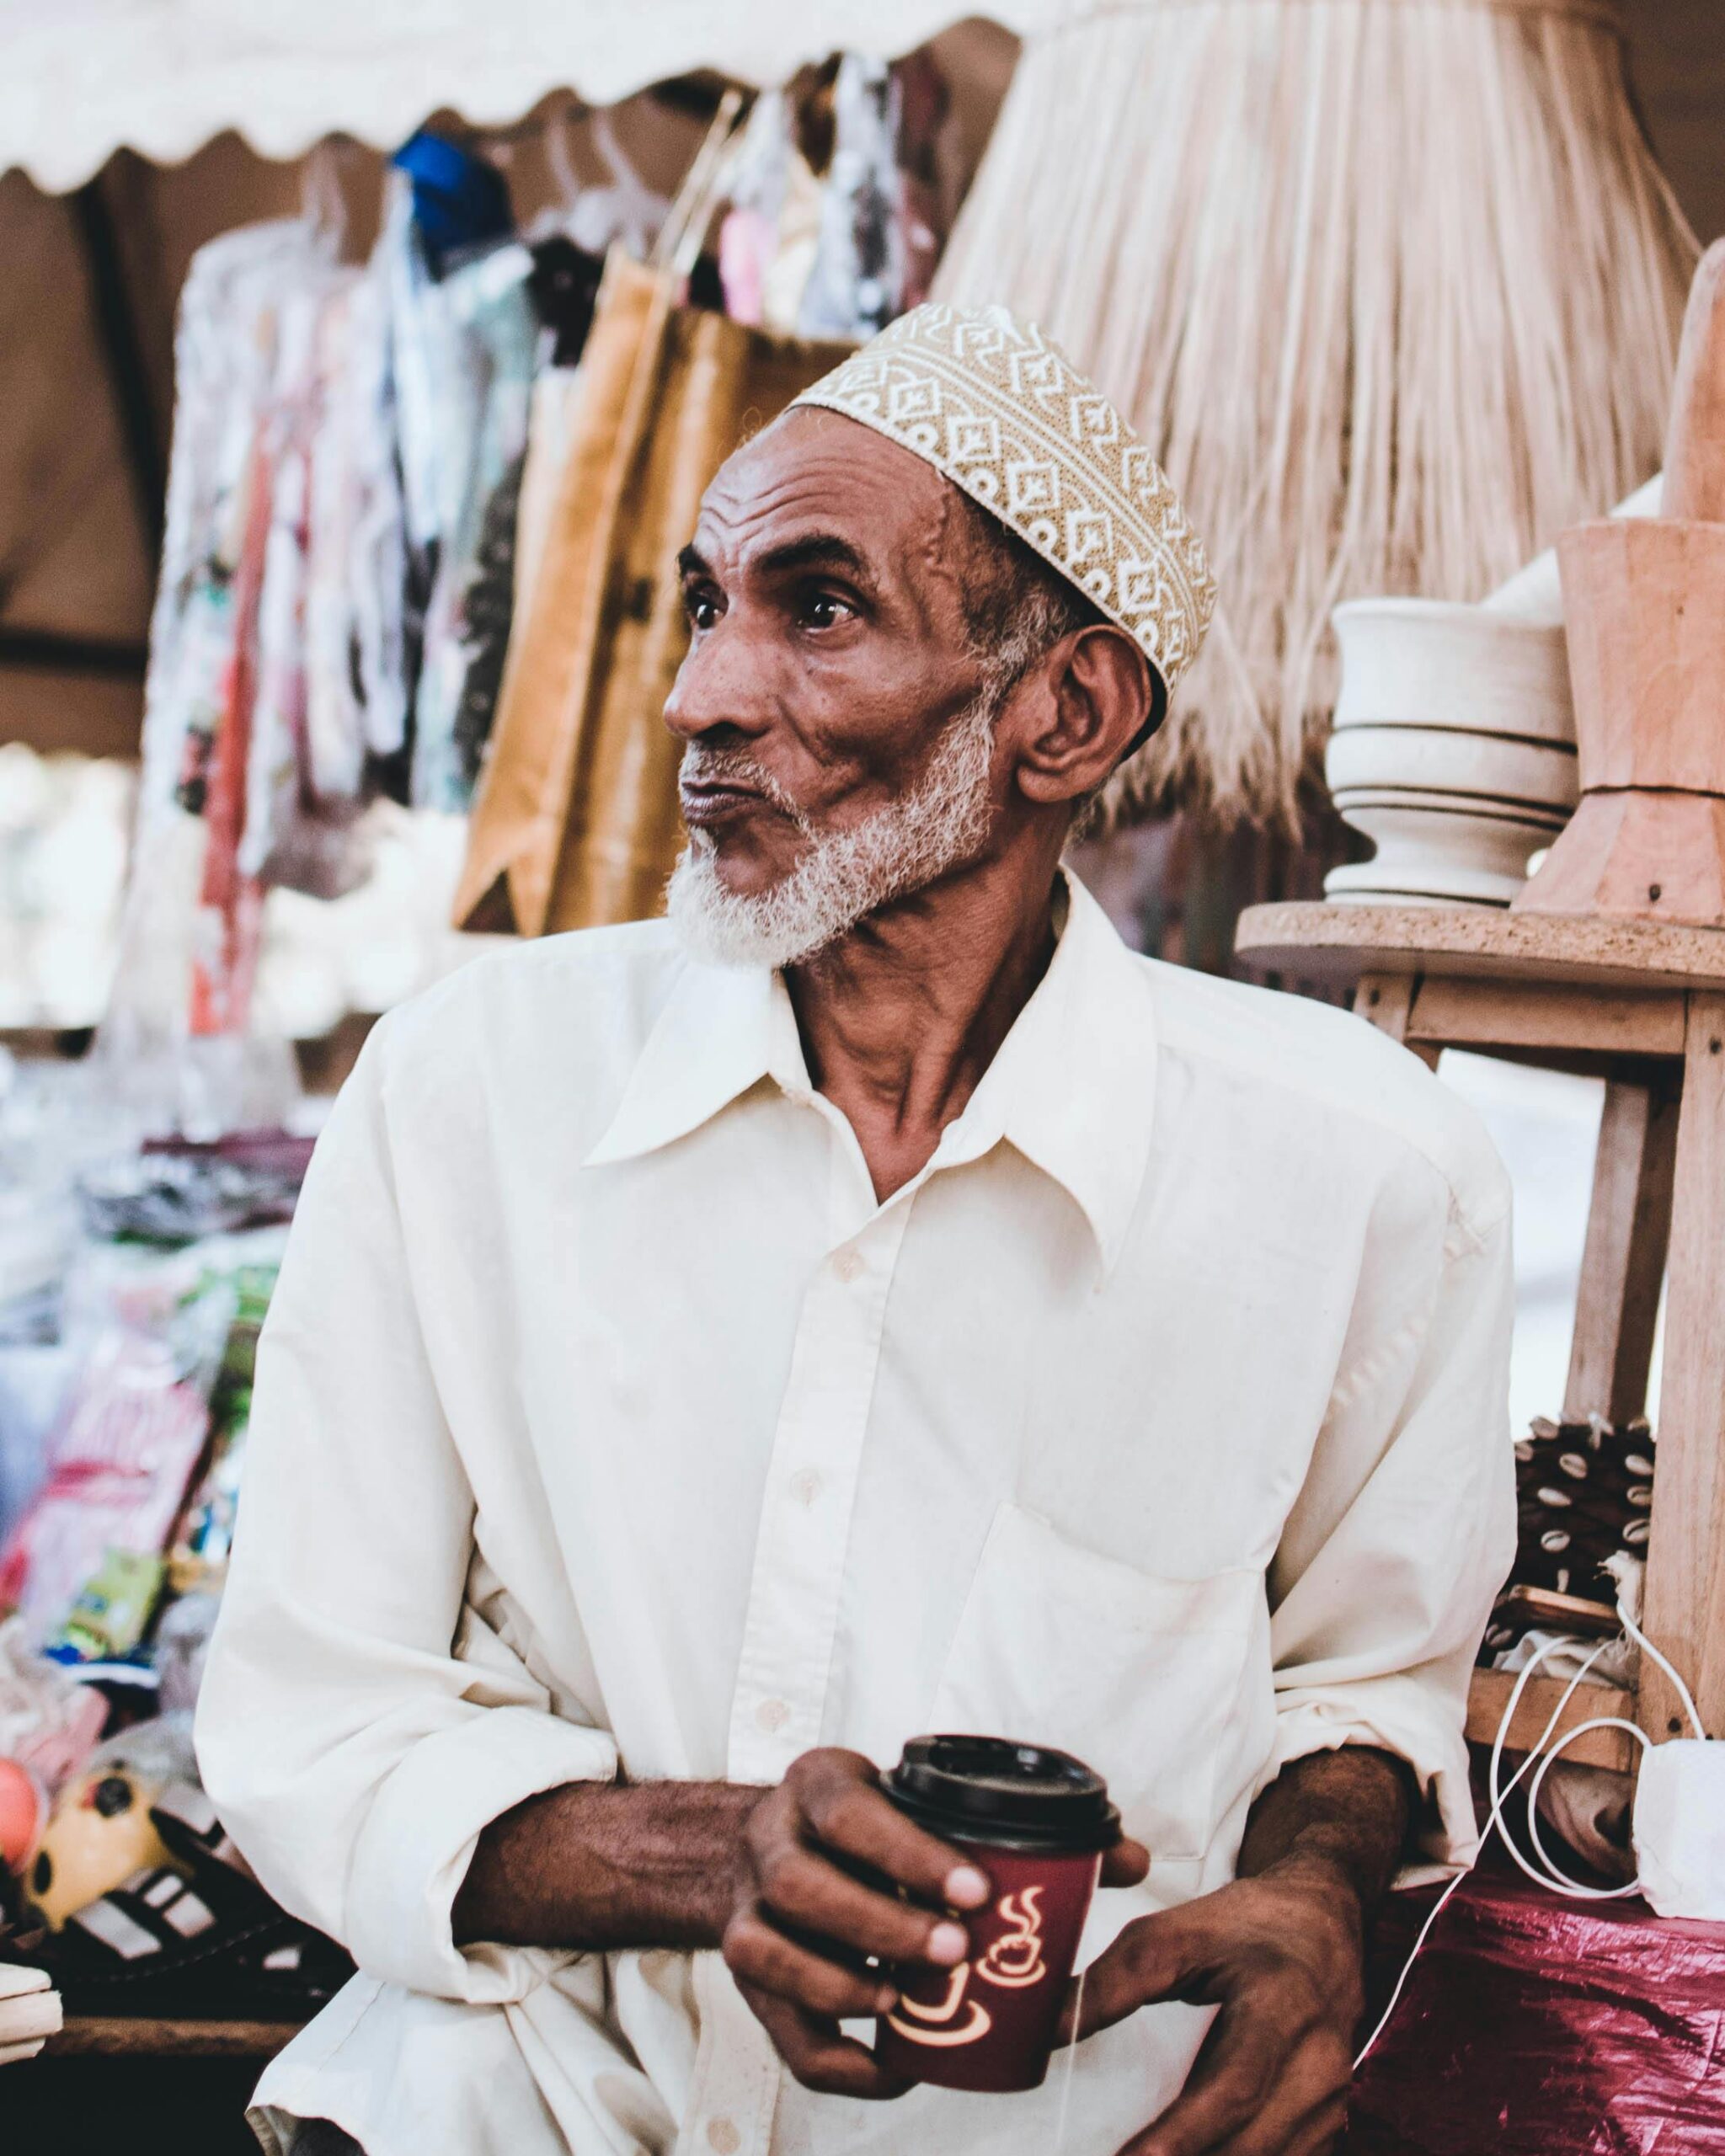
[934,870,1159,1277]
[582,952,806,1171]
[583,871,1159,1277]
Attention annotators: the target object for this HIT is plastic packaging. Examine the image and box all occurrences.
[1350,1870,1725,2153]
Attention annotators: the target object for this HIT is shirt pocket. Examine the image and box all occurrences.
[926,1502,1262,1864]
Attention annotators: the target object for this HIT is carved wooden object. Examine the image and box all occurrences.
[1517,243,1725,926]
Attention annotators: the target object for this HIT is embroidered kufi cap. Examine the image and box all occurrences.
[790,302,1216,730]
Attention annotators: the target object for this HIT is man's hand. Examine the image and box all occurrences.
[1060,1865,1363,2156]
[723,1746,1150,2100]
[721,1747,991,2100]
[1056,1746,1412,2156]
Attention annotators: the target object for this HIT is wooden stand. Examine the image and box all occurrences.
[48,2014,300,2059]
[1237,900,1725,1771]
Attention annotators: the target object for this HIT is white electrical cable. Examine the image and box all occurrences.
[1353,1620,1632,2069]
[1355,1604,1709,2068]
[1513,1605,1705,1899]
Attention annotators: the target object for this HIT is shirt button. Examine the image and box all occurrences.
[789,1468,822,1506]
[832,1247,862,1283]
[755,1698,789,1733]
[707,2121,741,2154]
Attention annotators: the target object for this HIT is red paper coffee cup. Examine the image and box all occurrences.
[873,1734,1119,2094]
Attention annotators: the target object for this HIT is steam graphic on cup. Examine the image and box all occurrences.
[979,1887,1049,1988]
[884,1882,1051,2050]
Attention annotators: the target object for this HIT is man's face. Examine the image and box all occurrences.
[665,409,1000,915]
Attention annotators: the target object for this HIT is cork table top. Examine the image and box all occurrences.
[1236,901,1725,995]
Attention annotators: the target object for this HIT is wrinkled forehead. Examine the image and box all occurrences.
[692,406,971,585]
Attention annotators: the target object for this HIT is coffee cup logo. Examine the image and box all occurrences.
[976,1886,1047,1990]
[884,1887,1053,2050]
[885,1961,993,2048]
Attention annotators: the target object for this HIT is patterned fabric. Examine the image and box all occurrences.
[791,302,1216,708]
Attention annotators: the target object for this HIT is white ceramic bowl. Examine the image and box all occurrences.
[1324,800,1562,906]
[1324,597,1579,905]
[1325,723,1578,820]
[1331,599,1574,742]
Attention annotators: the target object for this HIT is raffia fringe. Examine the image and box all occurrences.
[935,0,1696,830]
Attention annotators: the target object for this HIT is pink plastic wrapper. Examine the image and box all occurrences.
[1344,1870,1725,2153]
[0,1331,213,1644]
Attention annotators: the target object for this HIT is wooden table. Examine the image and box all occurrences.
[1237,901,1725,1767]
[48,2015,302,2059]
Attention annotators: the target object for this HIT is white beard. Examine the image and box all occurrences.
[666,690,998,969]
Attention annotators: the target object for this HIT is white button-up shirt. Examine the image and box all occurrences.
[197,872,1514,2156]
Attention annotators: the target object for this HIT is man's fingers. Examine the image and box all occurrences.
[1060,1910,1205,2044]
[1168,2082,1349,2156]
[734,1980,913,2101]
[750,1834,972,1967]
[794,1757,991,1911]
[723,1912,895,2021]
[1100,1836,1151,1890]
[1271,2092,1350,2156]
[1114,2015,1349,2156]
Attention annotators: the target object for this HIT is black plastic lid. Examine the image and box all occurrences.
[884,1735,1120,1853]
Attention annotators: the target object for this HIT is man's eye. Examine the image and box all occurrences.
[686,590,720,631]
[800,592,852,630]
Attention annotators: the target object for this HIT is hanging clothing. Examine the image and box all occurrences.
[119,221,347,1049]
[406,237,538,812]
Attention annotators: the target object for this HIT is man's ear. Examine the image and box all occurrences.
[1012,627,1156,808]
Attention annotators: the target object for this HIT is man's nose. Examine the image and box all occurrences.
[663,616,773,744]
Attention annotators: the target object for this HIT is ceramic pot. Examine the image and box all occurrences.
[1324,598,1578,907]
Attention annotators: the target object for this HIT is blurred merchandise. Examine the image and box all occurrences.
[0,1243,314,1983]
[0,1760,45,1873]
[0,748,133,1032]
[103,131,548,1095]
[0,1278,232,1646]
[152,1592,221,1715]
[48,1550,167,1667]
[0,1618,107,1799]
[79,1135,311,1244]
[798,53,945,339]
[3,1775,354,2022]
[24,1759,176,1929]
[718,54,948,338]
[81,1712,200,1794]
[396,212,539,810]
[167,1263,275,1594]
[391,129,514,273]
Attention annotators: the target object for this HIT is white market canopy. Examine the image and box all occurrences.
[0,0,1052,194]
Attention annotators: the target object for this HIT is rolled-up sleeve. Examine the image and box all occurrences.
[1266,1172,1516,1865]
[195,1023,617,2001]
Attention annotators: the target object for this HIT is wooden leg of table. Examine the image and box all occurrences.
[1562,1076,1680,1427]
[1354,973,1439,1070]
[1641,993,1725,1741]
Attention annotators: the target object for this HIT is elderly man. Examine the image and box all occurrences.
[198,305,1514,2156]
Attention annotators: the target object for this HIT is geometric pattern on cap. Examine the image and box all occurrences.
[792,302,1216,701]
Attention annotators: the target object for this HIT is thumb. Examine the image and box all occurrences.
[1100,1835,1150,1889]
[1057,1908,1207,2047]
